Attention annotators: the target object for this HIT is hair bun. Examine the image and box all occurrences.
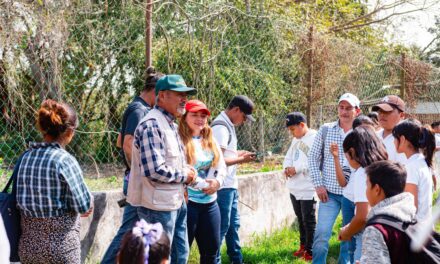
[146,66,156,77]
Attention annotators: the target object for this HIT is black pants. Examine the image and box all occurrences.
[290,194,316,253]
[187,200,221,264]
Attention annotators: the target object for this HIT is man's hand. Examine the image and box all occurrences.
[81,206,93,218]
[239,151,256,163]
[185,167,197,184]
[202,179,220,195]
[284,167,296,178]
[316,186,328,203]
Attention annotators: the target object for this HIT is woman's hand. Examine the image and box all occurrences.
[202,179,220,195]
[330,143,339,158]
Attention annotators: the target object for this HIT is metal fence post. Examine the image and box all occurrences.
[306,25,314,127]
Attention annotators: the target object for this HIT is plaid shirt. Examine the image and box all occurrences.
[308,121,351,195]
[16,142,92,218]
[134,106,187,183]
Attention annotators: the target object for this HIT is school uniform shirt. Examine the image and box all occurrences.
[353,167,368,204]
[434,134,440,178]
[377,130,407,164]
[283,129,317,200]
[405,153,433,222]
[212,111,238,189]
[342,160,355,202]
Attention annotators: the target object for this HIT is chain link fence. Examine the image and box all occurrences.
[1,1,439,179]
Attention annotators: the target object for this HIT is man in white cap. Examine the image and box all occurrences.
[308,93,361,263]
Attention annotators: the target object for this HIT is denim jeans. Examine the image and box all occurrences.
[312,192,350,264]
[137,203,189,264]
[341,196,356,264]
[187,200,221,264]
[290,194,316,253]
[101,175,139,264]
[216,188,242,264]
[353,231,363,262]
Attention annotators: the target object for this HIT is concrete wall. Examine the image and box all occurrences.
[80,171,295,264]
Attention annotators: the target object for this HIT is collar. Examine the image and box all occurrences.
[154,106,175,123]
[408,152,424,162]
[29,142,62,150]
[220,111,234,127]
[135,96,151,109]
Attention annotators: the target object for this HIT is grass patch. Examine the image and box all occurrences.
[188,216,342,264]
[84,176,123,191]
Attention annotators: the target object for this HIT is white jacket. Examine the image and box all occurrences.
[283,129,317,200]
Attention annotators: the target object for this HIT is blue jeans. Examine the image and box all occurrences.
[216,188,242,264]
[137,203,189,264]
[101,176,139,264]
[353,231,363,262]
[187,200,221,264]
[312,192,350,264]
[341,196,356,264]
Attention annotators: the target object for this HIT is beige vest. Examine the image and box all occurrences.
[127,108,185,211]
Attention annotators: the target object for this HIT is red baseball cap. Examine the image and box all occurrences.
[185,100,211,116]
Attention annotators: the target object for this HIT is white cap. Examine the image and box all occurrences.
[338,93,360,108]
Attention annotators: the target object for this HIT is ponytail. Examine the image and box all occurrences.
[392,119,436,168]
[420,127,436,168]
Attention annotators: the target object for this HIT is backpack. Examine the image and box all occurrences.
[211,120,232,145]
[319,125,329,171]
[366,214,440,264]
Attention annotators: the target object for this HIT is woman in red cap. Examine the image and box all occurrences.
[178,99,226,264]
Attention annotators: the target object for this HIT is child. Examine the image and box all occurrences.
[117,220,170,264]
[283,112,317,261]
[361,160,417,263]
[392,119,436,223]
[332,126,388,263]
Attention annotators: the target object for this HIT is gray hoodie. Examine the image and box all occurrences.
[360,192,417,264]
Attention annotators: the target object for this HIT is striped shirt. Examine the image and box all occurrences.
[16,142,92,218]
[134,106,187,183]
[308,121,351,195]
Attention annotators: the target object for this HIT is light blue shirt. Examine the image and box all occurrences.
[188,137,216,203]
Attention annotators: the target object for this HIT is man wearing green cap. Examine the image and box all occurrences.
[127,75,197,264]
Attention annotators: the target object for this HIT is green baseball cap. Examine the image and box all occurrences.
[155,74,197,95]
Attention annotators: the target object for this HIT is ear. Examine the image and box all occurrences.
[348,148,356,160]
[355,107,362,116]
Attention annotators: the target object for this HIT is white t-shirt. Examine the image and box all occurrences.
[342,159,355,202]
[405,153,433,222]
[353,167,368,203]
[212,111,238,189]
[377,130,407,164]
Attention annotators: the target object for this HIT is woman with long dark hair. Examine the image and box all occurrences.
[393,119,436,222]
[16,99,93,264]
[334,125,388,262]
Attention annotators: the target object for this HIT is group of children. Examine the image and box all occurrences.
[283,106,438,262]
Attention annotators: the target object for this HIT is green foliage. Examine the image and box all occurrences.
[189,216,342,263]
